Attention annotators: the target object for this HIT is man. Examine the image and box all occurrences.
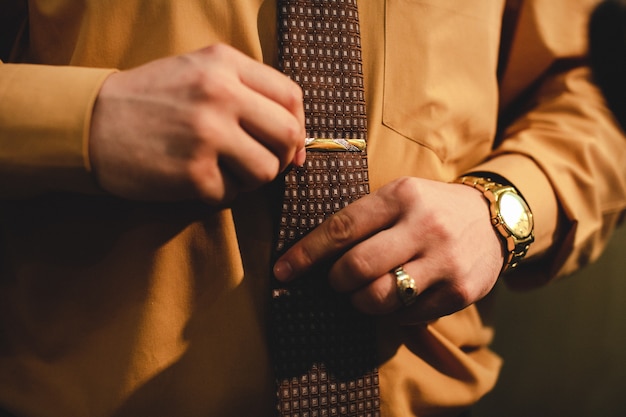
[1,1,625,416]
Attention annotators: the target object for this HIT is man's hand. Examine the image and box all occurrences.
[89,44,306,205]
[273,177,505,323]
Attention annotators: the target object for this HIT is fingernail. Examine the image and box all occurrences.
[273,260,293,282]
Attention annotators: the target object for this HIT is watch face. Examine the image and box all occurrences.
[498,191,533,238]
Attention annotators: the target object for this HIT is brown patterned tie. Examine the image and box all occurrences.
[271,1,381,417]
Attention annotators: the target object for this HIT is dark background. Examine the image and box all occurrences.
[474,223,626,416]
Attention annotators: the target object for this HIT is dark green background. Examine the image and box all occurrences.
[474,224,626,416]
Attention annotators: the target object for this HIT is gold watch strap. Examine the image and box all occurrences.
[455,175,534,273]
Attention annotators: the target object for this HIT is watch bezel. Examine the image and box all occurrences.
[495,187,534,240]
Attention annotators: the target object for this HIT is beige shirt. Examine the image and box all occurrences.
[1,1,625,416]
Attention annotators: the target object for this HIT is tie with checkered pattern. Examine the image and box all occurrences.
[270,1,381,416]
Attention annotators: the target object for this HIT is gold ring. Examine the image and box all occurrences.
[394,266,418,307]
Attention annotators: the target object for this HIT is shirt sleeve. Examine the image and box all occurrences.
[474,0,626,288]
[0,63,115,197]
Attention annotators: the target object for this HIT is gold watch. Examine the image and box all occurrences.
[455,175,535,273]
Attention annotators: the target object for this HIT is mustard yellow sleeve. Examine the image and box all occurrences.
[0,63,115,197]
[474,0,626,288]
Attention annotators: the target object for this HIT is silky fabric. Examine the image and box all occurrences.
[1,1,625,417]
[272,2,379,416]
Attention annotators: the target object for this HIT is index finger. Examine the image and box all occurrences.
[235,52,307,167]
[273,193,395,282]
[232,49,306,130]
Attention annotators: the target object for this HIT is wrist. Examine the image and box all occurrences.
[454,175,535,274]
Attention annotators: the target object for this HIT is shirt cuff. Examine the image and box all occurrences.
[469,153,565,288]
[0,64,116,197]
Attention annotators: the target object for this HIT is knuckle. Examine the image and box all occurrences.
[181,44,241,102]
[198,72,237,102]
[356,282,395,315]
[381,176,422,212]
[192,177,225,204]
[286,82,304,108]
[390,176,419,198]
[187,109,224,146]
[294,240,316,270]
[187,155,218,192]
[284,117,303,144]
[342,254,375,281]
[367,287,390,313]
[446,281,473,310]
[419,204,456,247]
[196,176,238,206]
[201,42,234,61]
[252,160,281,186]
[189,68,236,103]
[427,213,453,242]
[324,211,356,246]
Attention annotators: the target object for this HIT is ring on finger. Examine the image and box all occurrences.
[394,265,418,307]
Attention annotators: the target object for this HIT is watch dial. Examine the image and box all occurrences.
[499,192,533,238]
